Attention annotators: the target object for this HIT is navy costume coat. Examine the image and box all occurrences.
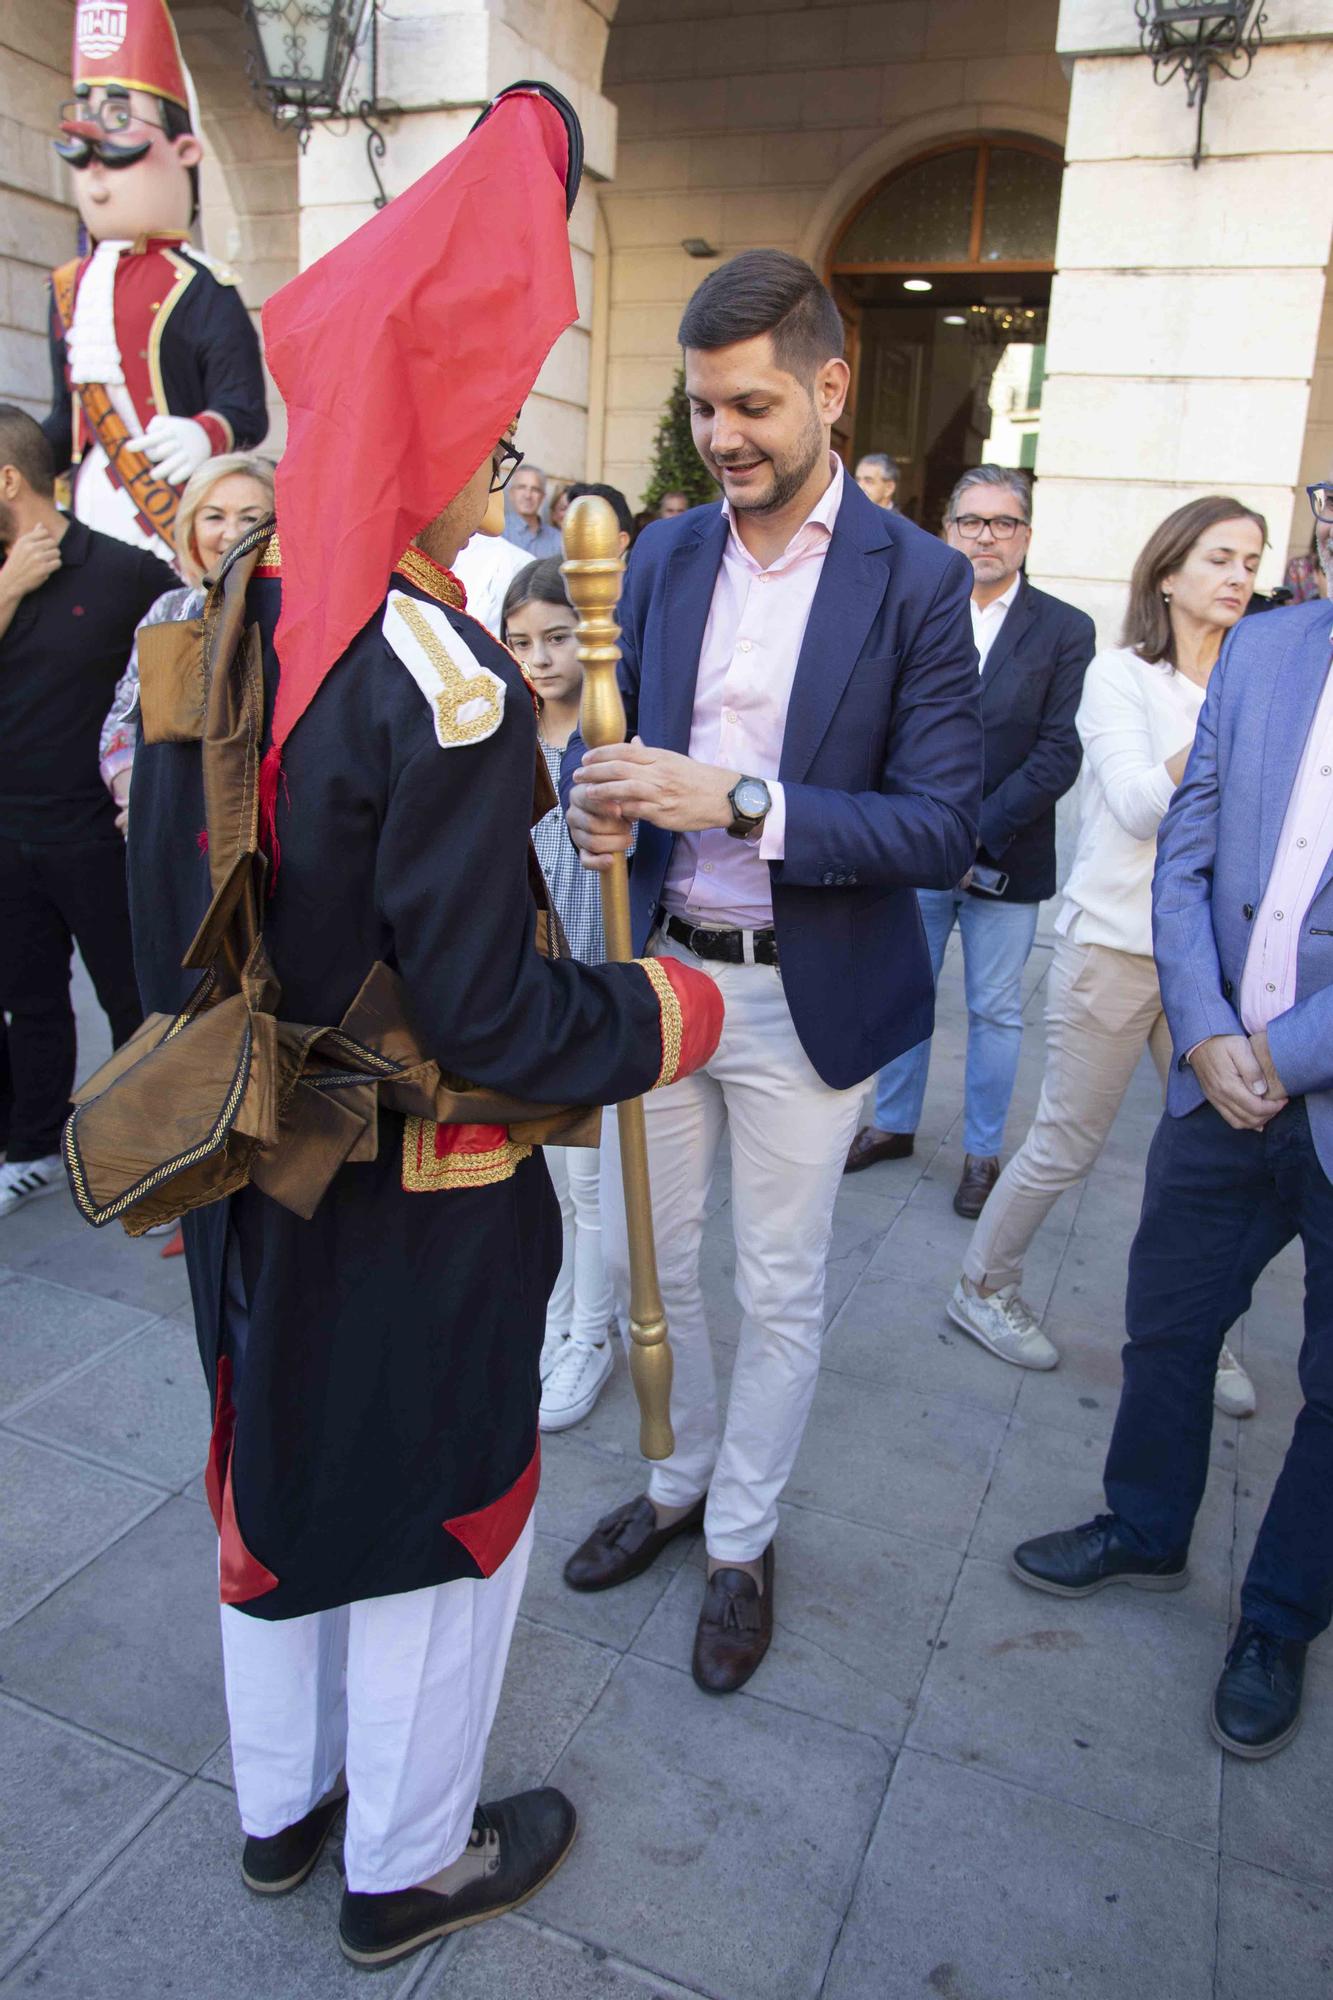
[128,541,674,1620]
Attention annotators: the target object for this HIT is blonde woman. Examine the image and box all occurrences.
[100,453,274,827]
[949,495,1268,1417]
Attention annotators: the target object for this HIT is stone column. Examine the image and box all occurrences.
[0,0,78,419]
[1033,1,1333,640]
[296,1,620,486]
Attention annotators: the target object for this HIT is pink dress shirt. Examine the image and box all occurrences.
[661,456,844,929]
[1240,640,1333,1034]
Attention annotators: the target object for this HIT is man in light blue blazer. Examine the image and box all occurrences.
[1008,488,1333,1763]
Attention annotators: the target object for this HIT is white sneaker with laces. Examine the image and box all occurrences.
[0,1154,65,1220]
[1214,1344,1256,1418]
[539,1339,613,1432]
[539,1330,569,1383]
[948,1276,1059,1371]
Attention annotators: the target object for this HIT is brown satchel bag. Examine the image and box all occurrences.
[64,536,597,1236]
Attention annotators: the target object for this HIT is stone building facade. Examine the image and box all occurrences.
[2,0,1331,636]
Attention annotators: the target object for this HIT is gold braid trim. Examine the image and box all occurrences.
[401,1117,532,1192]
[390,595,505,747]
[254,530,281,572]
[637,957,683,1090]
[395,546,466,608]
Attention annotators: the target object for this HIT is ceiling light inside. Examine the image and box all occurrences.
[903,278,932,293]
[943,313,967,325]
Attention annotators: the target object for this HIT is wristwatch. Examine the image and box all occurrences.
[725,775,772,842]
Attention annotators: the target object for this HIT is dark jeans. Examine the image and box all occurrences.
[1105,1098,1333,1642]
[0,835,141,1162]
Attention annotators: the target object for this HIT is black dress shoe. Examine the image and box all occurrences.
[692,1543,774,1693]
[1010,1514,1189,1598]
[1210,1620,1307,1759]
[844,1126,914,1174]
[338,1788,576,1967]
[241,1785,347,1895]
[953,1153,999,1218]
[563,1492,705,1592]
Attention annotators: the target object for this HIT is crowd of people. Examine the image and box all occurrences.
[3,58,1331,1964]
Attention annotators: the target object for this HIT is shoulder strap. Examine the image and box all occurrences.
[180,538,270,983]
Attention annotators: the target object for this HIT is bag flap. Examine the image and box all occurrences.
[138,617,205,743]
[64,994,254,1226]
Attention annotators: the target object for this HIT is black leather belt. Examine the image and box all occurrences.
[661,912,779,968]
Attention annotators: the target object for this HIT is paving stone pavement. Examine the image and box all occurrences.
[1,945,1329,1999]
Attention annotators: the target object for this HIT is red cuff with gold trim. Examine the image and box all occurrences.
[637,956,723,1088]
[195,411,234,456]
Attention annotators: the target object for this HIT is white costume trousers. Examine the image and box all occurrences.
[220,1517,532,1894]
[544,1142,615,1345]
[600,935,866,1563]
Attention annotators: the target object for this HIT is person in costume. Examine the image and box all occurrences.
[43,0,267,559]
[123,84,722,1970]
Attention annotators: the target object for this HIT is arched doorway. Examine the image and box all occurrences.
[828,137,1062,528]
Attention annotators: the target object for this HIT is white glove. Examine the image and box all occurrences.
[124,414,213,486]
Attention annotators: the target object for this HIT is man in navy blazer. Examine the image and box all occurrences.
[847,464,1093,1218]
[1010,494,1333,1762]
[560,250,981,1693]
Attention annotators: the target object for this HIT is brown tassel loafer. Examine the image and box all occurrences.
[953,1153,1000,1218]
[563,1492,706,1592]
[692,1542,774,1694]
[844,1126,914,1174]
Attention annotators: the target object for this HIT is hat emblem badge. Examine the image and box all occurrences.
[77,3,129,60]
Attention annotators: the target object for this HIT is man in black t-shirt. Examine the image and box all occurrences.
[0,405,175,1219]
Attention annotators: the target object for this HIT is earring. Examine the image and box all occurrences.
[1162,591,1172,603]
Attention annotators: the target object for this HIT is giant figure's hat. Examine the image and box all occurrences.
[72,0,190,111]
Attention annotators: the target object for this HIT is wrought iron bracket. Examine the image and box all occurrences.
[1135,1,1266,168]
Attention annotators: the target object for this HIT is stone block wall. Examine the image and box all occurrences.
[597,0,1069,508]
[0,0,78,421]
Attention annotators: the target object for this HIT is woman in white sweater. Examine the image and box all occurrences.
[949,495,1267,1415]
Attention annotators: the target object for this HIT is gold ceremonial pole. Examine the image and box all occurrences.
[561,495,674,1460]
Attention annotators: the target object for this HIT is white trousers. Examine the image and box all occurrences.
[220,1518,532,1894]
[544,1143,615,1345]
[600,935,866,1563]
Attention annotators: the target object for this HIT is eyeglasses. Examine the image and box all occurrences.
[490,442,524,494]
[950,513,1028,542]
[1307,485,1333,525]
[59,97,164,137]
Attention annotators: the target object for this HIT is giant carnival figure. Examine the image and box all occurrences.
[43,0,268,559]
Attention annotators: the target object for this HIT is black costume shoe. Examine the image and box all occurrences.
[1010,1513,1189,1598]
[1210,1620,1307,1760]
[338,1788,577,1968]
[241,1785,347,1895]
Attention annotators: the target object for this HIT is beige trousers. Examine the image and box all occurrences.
[962,927,1171,1294]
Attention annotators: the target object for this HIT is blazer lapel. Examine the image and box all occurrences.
[979,577,1035,697]
[1258,618,1333,888]
[654,511,727,754]
[780,493,892,784]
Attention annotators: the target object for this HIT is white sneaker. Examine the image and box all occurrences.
[0,1154,65,1220]
[1214,1344,1256,1418]
[539,1339,613,1432]
[539,1330,569,1382]
[948,1276,1059,1371]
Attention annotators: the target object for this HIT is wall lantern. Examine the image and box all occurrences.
[1134,1,1265,168]
[242,0,394,207]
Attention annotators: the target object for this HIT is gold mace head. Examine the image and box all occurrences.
[561,495,625,747]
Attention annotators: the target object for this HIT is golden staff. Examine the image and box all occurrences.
[561,495,674,1460]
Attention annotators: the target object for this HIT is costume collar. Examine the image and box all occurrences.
[394,545,466,611]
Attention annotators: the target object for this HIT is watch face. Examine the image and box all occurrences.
[734,778,770,819]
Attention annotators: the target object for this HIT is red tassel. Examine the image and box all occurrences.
[257,743,284,885]
[196,827,209,854]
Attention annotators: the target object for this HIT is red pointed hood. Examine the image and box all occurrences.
[261,87,578,784]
